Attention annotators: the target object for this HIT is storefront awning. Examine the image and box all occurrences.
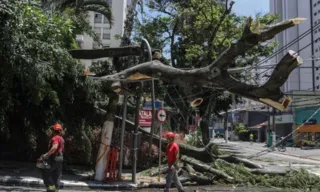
[248,121,268,129]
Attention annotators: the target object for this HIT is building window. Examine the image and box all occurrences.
[103,28,111,39]
[315,3,317,7]
[318,0,320,5]
[94,14,102,23]
[316,67,319,71]
[317,85,320,89]
[94,27,101,39]
[103,44,110,48]
[315,21,318,26]
[315,12,317,16]
[317,76,320,80]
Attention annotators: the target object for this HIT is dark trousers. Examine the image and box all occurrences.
[41,158,62,192]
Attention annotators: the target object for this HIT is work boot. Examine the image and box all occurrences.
[47,185,56,192]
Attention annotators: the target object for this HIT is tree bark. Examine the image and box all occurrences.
[68,46,141,59]
[200,120,210,145]
[89,18,305,111]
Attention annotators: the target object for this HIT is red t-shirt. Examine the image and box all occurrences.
[50,135,64,155]
[167,142,179,164]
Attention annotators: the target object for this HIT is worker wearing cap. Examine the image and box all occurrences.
[164,132,185,192]
[40,123,65,192]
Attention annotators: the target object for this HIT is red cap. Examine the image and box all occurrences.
[52,123,63,131]
[166,132,175,139]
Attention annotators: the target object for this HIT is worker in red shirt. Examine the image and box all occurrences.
[164,132,185,192]
[39,123,65,192]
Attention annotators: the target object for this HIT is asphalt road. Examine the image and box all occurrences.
[0,185,306,192]
[213,139,320,164]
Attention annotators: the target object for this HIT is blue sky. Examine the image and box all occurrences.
[232,0,269,16]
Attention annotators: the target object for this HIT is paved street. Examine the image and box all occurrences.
[213,139,320,176]
[0,185,304,192]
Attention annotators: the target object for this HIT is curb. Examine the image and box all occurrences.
[0,176,138,190]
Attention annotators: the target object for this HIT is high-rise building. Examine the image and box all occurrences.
[76,0,134,69]
[269,0,316,92]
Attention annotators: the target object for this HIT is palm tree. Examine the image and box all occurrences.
[41,0,114,25]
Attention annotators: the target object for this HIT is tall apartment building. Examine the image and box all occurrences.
[269,0,316,92]
[77,0,133,69]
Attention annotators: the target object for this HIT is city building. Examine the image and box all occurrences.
[76,0,134,69]
[270,0,315,92]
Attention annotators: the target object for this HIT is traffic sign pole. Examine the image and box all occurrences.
[158,104,164,182]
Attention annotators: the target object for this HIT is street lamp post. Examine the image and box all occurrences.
[272,108,276,151]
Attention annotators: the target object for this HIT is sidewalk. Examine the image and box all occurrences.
[0,161,167,190]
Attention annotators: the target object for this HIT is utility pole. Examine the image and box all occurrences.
[132,93,141,183]
[158,101,164,182]
[231,94,236,140]
[272,108,276,151]
[224,110,228,143]
[118,95,128,180]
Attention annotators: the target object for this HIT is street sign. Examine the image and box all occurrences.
[143,101,162,109]
[156,109,167,123]
[139,110,152,127]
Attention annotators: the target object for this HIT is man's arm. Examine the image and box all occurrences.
[41,142,58,159]
[45,143,58,156]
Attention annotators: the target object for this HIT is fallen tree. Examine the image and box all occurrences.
[89,16,305,112]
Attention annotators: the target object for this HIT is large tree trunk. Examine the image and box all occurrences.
[200,120,210,145]
[94,95,119,181]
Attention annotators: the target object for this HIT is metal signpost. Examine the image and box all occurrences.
[156,108,166,182]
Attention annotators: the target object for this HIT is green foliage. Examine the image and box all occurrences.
[233,123,249,136]
[0,0,106,163]
[214,159,320,189]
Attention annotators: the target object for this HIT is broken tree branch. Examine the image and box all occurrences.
[209,17,306,70]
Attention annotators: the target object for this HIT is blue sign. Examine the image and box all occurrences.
[143,101,162,109]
